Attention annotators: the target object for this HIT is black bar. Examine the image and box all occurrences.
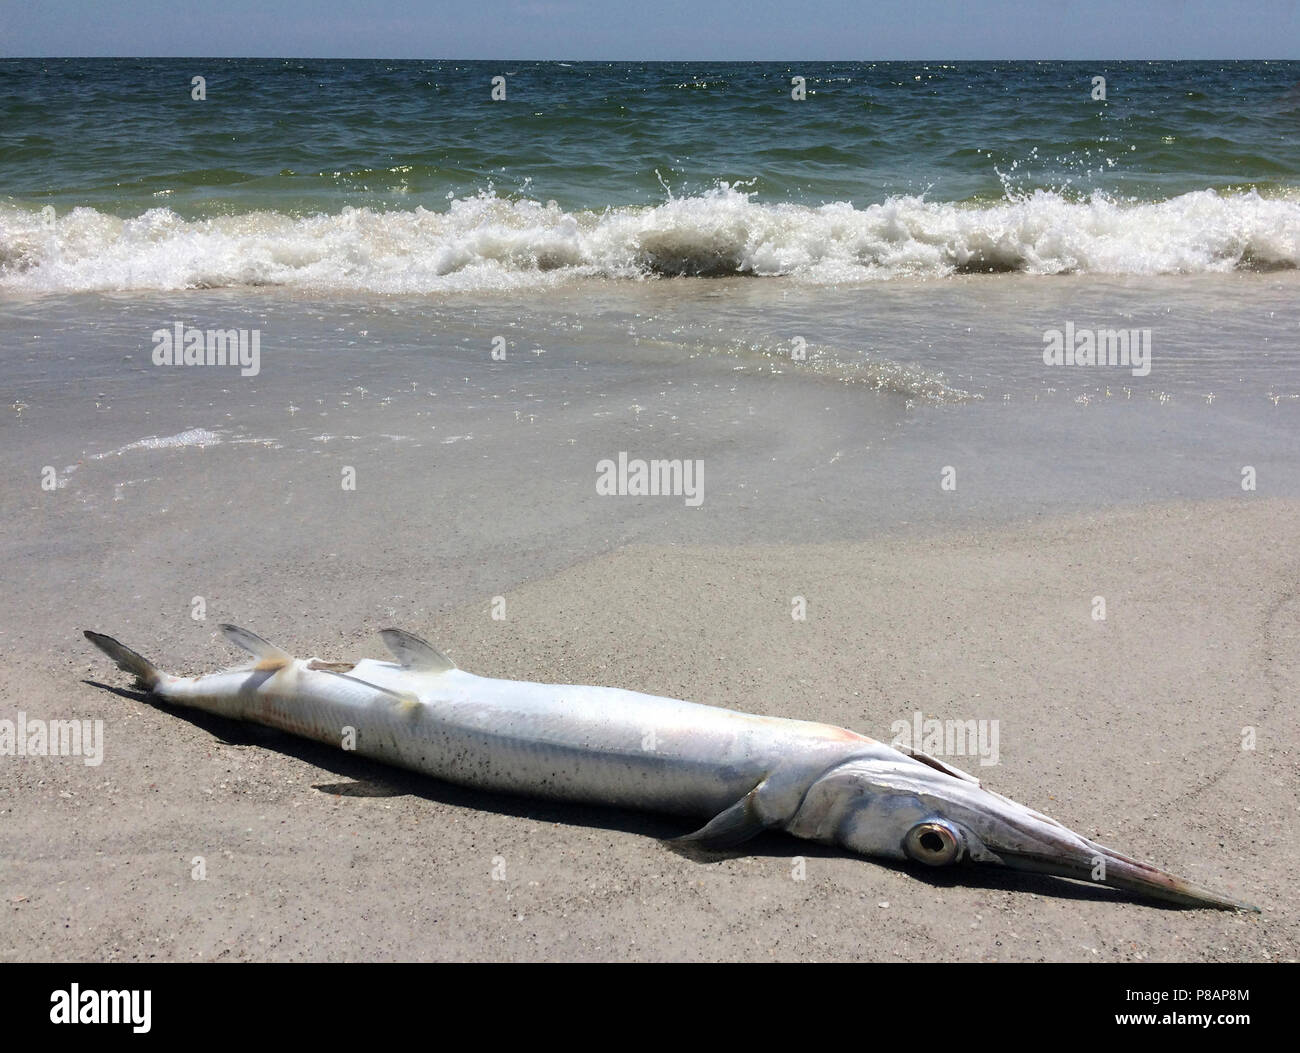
[3,963,1289,1039]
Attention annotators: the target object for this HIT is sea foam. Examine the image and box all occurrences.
[2,186,1296,294]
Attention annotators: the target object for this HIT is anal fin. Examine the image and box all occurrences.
[220,623,295,672]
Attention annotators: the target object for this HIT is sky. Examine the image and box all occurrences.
[2,0,1299,59]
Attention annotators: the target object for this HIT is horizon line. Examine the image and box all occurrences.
[3,55,1299,62]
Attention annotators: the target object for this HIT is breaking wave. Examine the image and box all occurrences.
[2,185,1297,294]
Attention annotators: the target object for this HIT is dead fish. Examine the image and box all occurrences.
[84,624,1257,911]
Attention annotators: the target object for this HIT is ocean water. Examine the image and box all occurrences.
[1,59,1299,293]
[2,58,1298,565]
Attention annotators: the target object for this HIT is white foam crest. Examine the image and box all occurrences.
[1,186,1297,293]
[91,428,223,458]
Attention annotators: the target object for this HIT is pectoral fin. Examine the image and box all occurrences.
[667,782,772,852]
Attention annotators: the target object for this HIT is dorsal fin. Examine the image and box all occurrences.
[897,744,982,786]
[220,623,295,672]
[379,628,456,674]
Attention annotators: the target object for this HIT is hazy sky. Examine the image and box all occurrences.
[3,0,1299,59]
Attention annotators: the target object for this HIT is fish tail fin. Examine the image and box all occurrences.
[83,630,163,690]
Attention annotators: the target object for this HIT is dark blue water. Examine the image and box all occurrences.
[4,59,1299,213]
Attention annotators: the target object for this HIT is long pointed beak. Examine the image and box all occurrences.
[993,830,1259,912]
[854,753,1258,911]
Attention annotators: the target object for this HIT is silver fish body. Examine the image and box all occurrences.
[83,624,1258,911]
[344,656,889,821]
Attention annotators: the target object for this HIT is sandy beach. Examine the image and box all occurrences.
[1,486,1295,961]
[2,270,1298,961]
[5,13,1300,989]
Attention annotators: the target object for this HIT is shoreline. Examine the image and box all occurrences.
[2,268,1296,961]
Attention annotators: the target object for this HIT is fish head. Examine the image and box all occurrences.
[789,753,1257,911]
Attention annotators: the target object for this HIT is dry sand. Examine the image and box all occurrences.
[2,498,1296,962]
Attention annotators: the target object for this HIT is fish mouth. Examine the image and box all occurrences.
[991,840,1259,912]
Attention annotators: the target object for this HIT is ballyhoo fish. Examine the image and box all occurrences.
[85,624,1257,911]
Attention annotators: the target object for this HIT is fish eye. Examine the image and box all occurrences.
[904,820,961,866]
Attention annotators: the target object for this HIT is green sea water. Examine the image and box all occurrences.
[1,59,1298,291]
